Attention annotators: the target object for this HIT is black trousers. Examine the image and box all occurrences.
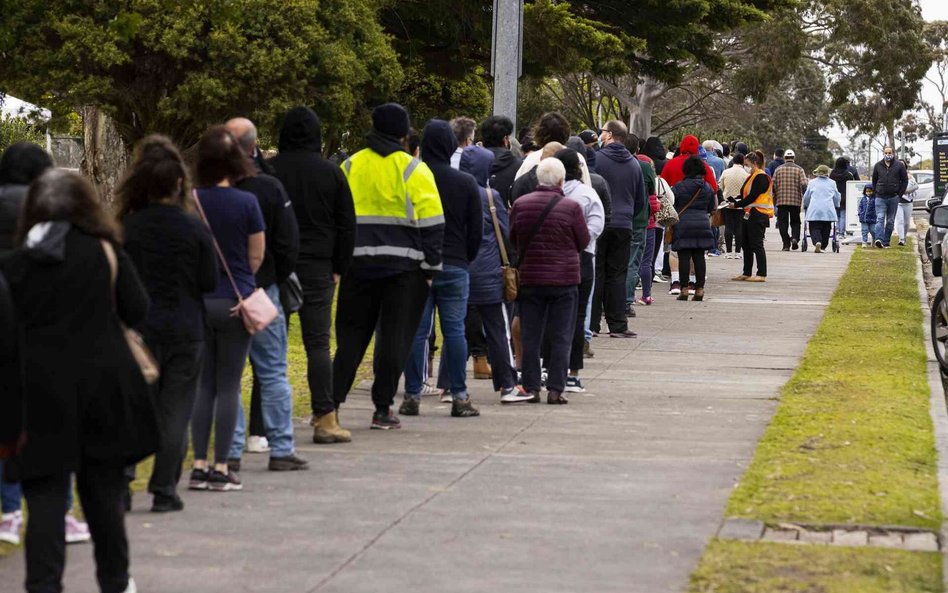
[23,462,129,593]
[474,302,517,391]
[591,227,631,334]
[297,258,337,417]
[465,305,488,358]
[677,249,707,289]
[809,221,832,248]
[333,269,429,412]
[723,209,744,253]
[521,285,577,394]
[146,339,204,498]
[743,214,768,277]
[777,205,801,246]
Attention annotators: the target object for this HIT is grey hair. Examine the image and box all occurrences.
[536,157,566,187]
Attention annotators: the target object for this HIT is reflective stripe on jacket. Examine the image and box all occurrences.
[742,170,774,217]
[342,149,445,273]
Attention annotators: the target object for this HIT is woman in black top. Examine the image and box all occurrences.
[1,169,151,593]
[728,151,772,282]
[829,157,854,232]
[118,135,218,512]
[671,156,716,301]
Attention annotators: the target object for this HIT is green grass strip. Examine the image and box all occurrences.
[726,243,941,528]
[689,540,942,593]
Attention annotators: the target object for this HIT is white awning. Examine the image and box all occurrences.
[1,94,51,122]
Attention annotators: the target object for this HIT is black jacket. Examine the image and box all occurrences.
[1,225,152,480]
[268,107,356,276]
[421,120,482,268]
[872,159,909,198]
[485,146,522,208]
[0,184,27,255]
[123,204,218,343]
[643,137,668,175]
[236,174,299,287]
[829,167,853,208]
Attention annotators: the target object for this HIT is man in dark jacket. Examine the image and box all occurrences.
[225,118,307,472]
[479,115,522,207]
[399,119,483,419]
[871,147,909,248]
[591,121,646,338]
[267,107,356,443]
[765,148,785,177]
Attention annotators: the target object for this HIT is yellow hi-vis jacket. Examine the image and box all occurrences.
[741,169,775,217]
[342,149,445,274]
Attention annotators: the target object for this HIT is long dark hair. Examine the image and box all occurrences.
[115,135,190,219]
[195,125,254,187]
[15,169,121,245]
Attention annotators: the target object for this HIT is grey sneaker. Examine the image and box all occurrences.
[268,453,310,471]
[399,398,420,416]
[451,399,480,417]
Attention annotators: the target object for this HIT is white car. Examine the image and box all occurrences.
[913,169,934,211]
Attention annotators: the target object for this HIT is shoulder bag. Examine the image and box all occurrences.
[279,272,304,314]
[101,240,160,385]
[664,186,702,245]
[655,178,678,227]
[486,185,518,302]
[193,191,278,336]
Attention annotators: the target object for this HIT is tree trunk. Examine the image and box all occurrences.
[80,107,128,207]
[629,78,666,140]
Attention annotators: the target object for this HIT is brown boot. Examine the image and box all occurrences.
[473,355,492,380]
[677,290,690,301]
[313,411,352,444]
[693,287,704,301]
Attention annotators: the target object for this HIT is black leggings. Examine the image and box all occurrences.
[677,249,707,289]
[809,221,832,248]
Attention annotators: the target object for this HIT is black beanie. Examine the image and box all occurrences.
[372,103,410,138]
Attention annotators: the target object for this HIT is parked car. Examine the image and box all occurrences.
[927,203,948,371]
[913,169,934,211]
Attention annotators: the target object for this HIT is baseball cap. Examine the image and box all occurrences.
[784,149,796,158]
[579,130,599,144]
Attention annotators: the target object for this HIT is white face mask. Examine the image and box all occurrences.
[744,165,753,174]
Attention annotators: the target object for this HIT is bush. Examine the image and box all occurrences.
[0,115,45,152]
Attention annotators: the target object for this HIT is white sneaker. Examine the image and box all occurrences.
[124,577,137,593]
[653,274,668,283]
[500,386,536,403]
[419,383,443,397]
[0,511,23,545]
[439,392,453,403]
[65,513,90,544]
[246,436,270,454]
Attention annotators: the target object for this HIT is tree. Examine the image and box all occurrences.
[0,0,402,154]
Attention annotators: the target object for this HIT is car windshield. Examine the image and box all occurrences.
[915,172,934,184]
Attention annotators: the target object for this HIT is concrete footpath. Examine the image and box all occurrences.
[0,234,852,593]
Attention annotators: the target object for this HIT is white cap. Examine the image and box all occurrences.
[784,149,796,158]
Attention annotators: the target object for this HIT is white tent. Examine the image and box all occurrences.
[1,93,53,152]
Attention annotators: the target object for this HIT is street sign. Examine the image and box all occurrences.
[934,132,948,197]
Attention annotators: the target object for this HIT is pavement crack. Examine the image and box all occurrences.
[306,410,551,592]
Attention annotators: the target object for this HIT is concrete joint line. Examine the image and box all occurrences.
[716,518,940,552]
[305,409,555,592]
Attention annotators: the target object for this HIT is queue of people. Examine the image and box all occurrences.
[2,100,912,593]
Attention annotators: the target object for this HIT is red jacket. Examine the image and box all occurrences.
[647,194,661,230]
[661,134,719,193]
[510,186,590,287]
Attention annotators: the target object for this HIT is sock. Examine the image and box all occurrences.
[671,272,680,282]
[689,275,696,284]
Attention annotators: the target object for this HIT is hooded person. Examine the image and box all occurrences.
[479,115,522,207]
[643,136,668,175]
[332,103,445,432]
[398,120,483,419]
[268,107,356,444]
[660,134,718,191]
[458,145,532,403]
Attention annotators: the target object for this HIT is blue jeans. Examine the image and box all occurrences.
[230,284,294,458]
[626,226,646,304]
[584,256,595,341]
[838,210,847,235]
[874,196,899,246]
[0,461,22,514]
[404,265,469,400]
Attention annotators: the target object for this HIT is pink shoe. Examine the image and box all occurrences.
[65,514,90,544]
[635,297,653,306]
[0,511,23,545]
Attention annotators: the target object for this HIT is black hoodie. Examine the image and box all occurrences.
[268,107,356,276]
[421,120,482,268]
[485,146,523,207]
[643,137,668,175]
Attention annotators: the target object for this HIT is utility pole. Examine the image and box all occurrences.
[491,0,524,131]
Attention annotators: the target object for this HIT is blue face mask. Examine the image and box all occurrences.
[885,154,894,161]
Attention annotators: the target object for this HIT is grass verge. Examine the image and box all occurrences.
[687,242,944,592]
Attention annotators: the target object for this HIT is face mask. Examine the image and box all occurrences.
[884,154,894,161]
[744,166,753,174]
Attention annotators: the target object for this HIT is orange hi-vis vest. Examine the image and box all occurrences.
[742,169,774,217]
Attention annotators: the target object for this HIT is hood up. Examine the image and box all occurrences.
[421,119,458,165]
[643,137,666,162]
[680,135,700,155]
[278,107,322,153]
[460,145,494,188]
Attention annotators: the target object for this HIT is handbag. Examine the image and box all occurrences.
[486,185,518,302]
[664,186,703,245]
[710,207,726,227]
[193,191,279,336]
[279,272,304,314]
[514,193,564,288]
[101,240,160,385]
[655,178,678,227]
